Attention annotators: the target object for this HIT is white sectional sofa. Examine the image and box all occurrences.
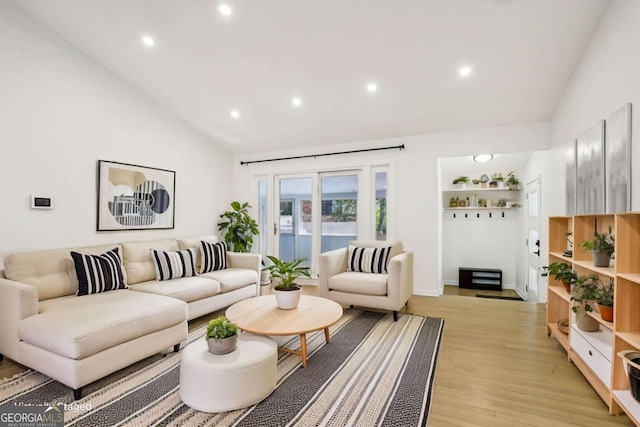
[0,235,260,399]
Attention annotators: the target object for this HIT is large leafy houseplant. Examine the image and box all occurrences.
[266,255,312,291]
[217,201,259,253]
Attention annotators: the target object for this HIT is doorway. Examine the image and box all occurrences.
[524,177,542,302]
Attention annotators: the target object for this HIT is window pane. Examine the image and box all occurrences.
[375,172,387,240]
[279,177,312,267]
[258,180,267,259]
[321,175,358,253]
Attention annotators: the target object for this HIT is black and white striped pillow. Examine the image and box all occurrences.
[151,248,197,281]
[347,246,392,274]
[200,241,227,273]
[71,247,128,296]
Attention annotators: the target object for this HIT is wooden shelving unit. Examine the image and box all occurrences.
[546,213,640,424]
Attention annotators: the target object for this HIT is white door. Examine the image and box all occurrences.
[525,178,542,302]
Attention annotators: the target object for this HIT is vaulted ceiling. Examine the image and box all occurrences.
[9,0,610,154]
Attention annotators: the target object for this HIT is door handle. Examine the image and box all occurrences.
[273,222,277,236]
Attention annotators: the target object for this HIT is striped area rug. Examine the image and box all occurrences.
[0,310,444,426]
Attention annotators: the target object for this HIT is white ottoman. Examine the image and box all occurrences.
[179,333,277,413]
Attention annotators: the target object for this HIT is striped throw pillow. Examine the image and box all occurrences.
[151,248,197,281]
[347,246,392,274]
[71,247,128,296]
[200,241,227,273]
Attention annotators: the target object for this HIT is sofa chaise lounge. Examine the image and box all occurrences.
[0,235,260,399]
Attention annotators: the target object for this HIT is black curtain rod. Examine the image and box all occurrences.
[240,144,404,165]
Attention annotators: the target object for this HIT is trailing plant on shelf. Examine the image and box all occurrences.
[596,278,614,322]
[581,226,615,267]
[505,171,521,190]
[217,201,260,253]
[541,262,577,292]
[452,176,470,185]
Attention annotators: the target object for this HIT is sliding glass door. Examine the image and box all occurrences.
[275,176,314,268]
[320,174,359,253]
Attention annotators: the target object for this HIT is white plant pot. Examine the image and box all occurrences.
[274,286,302,310]
[497,181,506,188]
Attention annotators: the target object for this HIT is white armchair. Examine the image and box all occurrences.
[319,240,413,321]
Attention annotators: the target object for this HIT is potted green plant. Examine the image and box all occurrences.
[581,226,615,267]
[505,172,520,190]
[217,201,260,253]
[452,176,470,189]
[596,278,614,322]
[266,255,312,309]
[205,316,239,354]
[541,262,577,293]
[570,274,601,332]
[490,173,505,188]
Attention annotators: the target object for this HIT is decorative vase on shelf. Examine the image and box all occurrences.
[598,304,613,322]
[575,306,599,332]
[591,250,611,268]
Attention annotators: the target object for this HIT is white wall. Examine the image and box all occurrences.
[551,0,640,210]
[0,4,232,262]
[233,122,550,296]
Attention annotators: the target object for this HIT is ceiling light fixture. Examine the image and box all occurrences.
[459,66,472,77]
[473,154,493,162]
[291,97,302,107]
[230,110,240,119]
[141,35,155,47]
[366,83,378,92]
[219,4,232,16]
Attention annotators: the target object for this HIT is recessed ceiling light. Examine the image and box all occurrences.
[230,110,240,119]
[366,83,378,92]
[291,97,302,107]
[219,4,232,16]
[141,35,155,47]
[459,66,472,77]
[473,154,493,162]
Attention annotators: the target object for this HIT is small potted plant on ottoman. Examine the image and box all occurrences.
[206,316,238,355]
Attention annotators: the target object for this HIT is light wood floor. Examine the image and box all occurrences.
[0,289,632,426]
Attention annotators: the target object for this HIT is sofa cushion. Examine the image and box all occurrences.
[3,244,126,301]
[71,247,128,296]
[347,246,392,274]
[200,268,257,293]
[122,240,178,285]
[151,248,197,281]
[177,236,219,271]
[18,290,186,359]
[200,241,227,273]
[328,272,388,296]
[129,276,221,303]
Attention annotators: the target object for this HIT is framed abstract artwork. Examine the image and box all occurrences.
[576,120,605,215]
[605,103,632,213]
[97,160,176,231]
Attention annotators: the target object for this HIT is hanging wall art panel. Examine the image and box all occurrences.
[605,103,632,213]
[566,140,577,216]
[97,160,176,231]
[576,120,605,215]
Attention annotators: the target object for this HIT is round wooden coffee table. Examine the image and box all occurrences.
[226,295,343,367]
